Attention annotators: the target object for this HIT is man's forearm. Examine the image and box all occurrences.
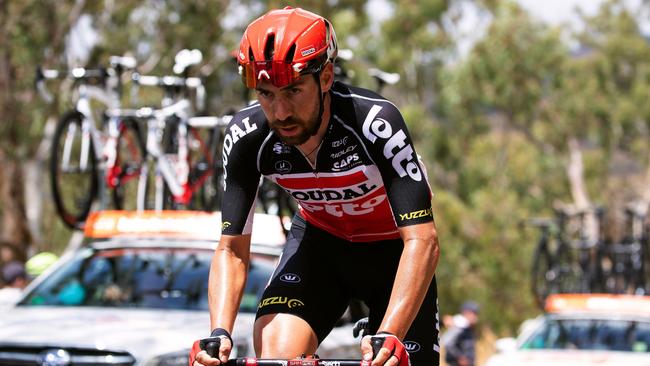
[378,223,440,339]
[208,234,251,332]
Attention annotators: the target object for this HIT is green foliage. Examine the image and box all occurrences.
[433,0,650,334]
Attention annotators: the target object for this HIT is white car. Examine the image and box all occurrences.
[0,210,358,366]
[484,293,650,366]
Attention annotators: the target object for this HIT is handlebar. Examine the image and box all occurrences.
[368,68,400,86]
[132,73,202,89]
[202,334,385,366]
[105,99,192,120]
[221,358,364,366]
[35,56,137,103]
[132,73,206,111]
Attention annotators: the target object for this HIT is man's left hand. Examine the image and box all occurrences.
[360,333,410,366]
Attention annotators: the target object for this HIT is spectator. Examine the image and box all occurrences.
[0,261,29,308]
[442,301,480,366]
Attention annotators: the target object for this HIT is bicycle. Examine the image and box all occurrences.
[108,97,230,211]
[562,206,607,294]
[529,217,577,308]
[602,202,648,294]
[37,56,145,229]
[92,48,229,212]
[529,206,606,307]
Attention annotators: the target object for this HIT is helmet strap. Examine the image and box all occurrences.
[312,71,326,137]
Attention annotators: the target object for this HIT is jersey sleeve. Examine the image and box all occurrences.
[358,101,434,227]
[220,114,263,235]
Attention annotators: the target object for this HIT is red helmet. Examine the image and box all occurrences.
[238,7,338,88]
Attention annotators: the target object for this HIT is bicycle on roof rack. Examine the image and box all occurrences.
[106,99,230,211]
[102,49,228,211]
[601,201,648,295]
[529,205,608,308]
[37,56,143,229]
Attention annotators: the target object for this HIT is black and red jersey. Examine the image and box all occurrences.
[220,81,433,242]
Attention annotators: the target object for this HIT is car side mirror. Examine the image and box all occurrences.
[495,337,518,353]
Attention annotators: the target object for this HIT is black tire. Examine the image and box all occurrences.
[197,126,224,211]
[144,118,177,210]
[111,117,146,210]
[275,186,297,233]
[531,240,554,309]
[554,243,581,294]
[257,179,297,235]
[50,110,98,229]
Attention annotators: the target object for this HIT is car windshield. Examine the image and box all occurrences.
[521,316,650,353]
[18,243,275,312]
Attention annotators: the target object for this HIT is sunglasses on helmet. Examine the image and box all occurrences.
[239,60,305,89]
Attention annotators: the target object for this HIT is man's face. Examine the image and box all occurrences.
[255,74,321,146]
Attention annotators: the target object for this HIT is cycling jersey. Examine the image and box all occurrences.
[221,81,433,241]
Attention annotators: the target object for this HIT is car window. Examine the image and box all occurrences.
[19,245,275,312]
[522,317,650,352]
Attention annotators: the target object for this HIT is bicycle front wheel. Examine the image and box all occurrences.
[111,117,146,210]
[555,244,581,294]
[196,125,224,211]
[50,110,98,229]
[531,241,554,308]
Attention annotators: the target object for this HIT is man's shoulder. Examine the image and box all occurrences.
[231,103,267,128]
[225,103,269,142]
[331,82,402,124]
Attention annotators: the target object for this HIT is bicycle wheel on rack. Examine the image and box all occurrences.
[531,239,555,308]
[555,243,582,294]
[196,125,224,211]
[50,110,98,229]
[111,117,146,210]
[275,186,297,232]
[136,157,172,211]
[258,179,297,235]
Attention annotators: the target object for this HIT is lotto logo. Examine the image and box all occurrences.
[362,105,421,181]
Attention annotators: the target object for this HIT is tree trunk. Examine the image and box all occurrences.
[0,149,32,261]
[23,116,57,245]
[566,137,599,242]
[0,1,31,261]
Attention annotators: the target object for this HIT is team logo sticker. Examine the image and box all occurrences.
[300,46,316,57]
[259,296,305,309]
[275,160,292,174]
[280,273,301,283]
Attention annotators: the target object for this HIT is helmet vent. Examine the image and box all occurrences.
[285,44,296,63]
[264,33,275,61]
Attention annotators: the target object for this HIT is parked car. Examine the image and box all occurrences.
[0,210,358,365]
[484,293,650,366]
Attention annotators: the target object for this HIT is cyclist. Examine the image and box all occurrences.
[190,6,440,366]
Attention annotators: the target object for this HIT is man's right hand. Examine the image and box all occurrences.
[189,329,233,366]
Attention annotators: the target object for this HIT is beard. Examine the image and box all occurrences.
[268,106,321,146]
